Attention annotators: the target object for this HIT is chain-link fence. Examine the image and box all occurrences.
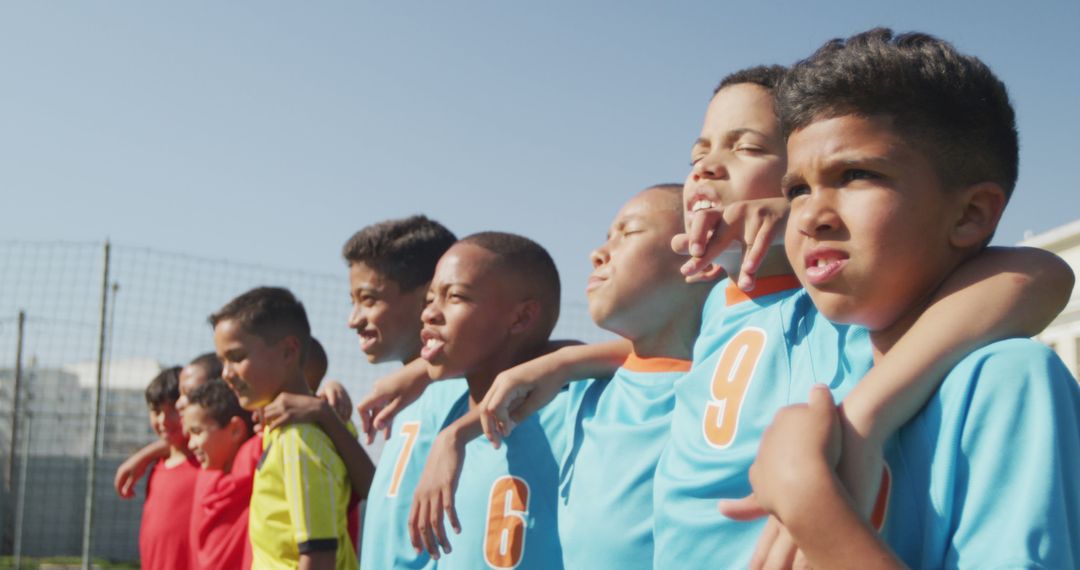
[0,240,609,568]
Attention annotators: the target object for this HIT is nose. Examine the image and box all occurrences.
[590,243,610,268]
[221,361,236,382]
[793,189,839,237]
[691,151,728,182]
[421,298,443,326]
[348,302,364,331]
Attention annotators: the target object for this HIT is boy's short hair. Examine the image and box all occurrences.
[189,352,223,380]
[342,215,457,292]
[145,366,183,407]
[187,378,254,433]
[715,64,787,94]
[459,231,561,340]
[778,27,1018,198]
[305,337,328,390]
[209,287,311,361]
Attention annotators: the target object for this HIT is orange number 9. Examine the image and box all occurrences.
[703,328,766,448]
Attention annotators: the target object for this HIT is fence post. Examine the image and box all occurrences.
[12,413,31,570]
[82,241,110,570]
[8,310,25,486]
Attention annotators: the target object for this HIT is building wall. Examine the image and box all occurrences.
[1022,218,1080,378]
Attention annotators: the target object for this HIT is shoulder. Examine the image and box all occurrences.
[273,424,340,464]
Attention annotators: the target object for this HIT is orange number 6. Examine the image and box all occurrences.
[703,328,766,448]
[484,476,530,569]
[386,421,420,498]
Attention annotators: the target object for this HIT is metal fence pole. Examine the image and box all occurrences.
[82,241,110,570]
[8,310,25,485]
[13,413,31,570]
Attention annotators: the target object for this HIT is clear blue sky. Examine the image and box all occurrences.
[3,1,1078,304]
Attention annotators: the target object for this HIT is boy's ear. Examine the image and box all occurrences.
[950,182,1007,249]
[508,299,542,335]
[278,335,303,364]
[227,415,249,441]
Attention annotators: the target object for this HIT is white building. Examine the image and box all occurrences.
[1022,218,1080,378]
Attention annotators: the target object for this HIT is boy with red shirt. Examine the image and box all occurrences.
[139,366,199,570]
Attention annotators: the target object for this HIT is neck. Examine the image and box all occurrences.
[166,446,191,467]
[465,341,545,408]
[630,302,703,362]
[279,372,313,398]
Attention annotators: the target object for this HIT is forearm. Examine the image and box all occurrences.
[442,407,484,447]
[844,246,1074,443]
[298,551,335,570]
[552,339,631,381]
[139,439,171,461]
[317,404,375,499]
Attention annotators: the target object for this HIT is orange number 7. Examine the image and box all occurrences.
[484,476,530,569]
[386,421,420,498]
[703,328,766,449]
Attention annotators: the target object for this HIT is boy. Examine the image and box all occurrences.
[340,215,466,570]
[736,28,1080,569]
[183,378,259,570]
[480,65,1071,569]
[211,287,356,570]
[416,232,566,569]
[139,366,199,570]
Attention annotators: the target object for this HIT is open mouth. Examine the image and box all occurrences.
[358,330,378,352]
[685,192,718,214]
[804,250,849,286]
[419,329,446,362]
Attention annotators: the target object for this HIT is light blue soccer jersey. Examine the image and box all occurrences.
[653,275,873,569]
[558,354,687,569]
[877,339,1080,569]
[435,387,570,570]
[361,378,467,570]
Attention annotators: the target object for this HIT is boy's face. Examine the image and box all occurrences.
[683,83,786,226]
[588,190,689,337]
[420,243,519,380]
[213,319,289,410]
[182,403,242,471]
[348,261,427,364]
[783,114,962,332]
[148,401,186,449]
[175,363,211,412]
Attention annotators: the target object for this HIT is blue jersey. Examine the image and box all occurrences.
[558,354,688,569]
[877,339,1080,569]
[436,387,570,570]
[361,378,467,570]
[653,276,872,569]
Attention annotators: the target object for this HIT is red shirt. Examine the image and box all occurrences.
[189,434,262,570]
[140,455,200,570]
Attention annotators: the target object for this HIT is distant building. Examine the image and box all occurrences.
[1022,218,1080,378]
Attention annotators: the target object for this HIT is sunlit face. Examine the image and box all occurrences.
[588,190,689,338]
[213,319,289,410]
[347,262,427,364]
[683,83,787,227]
[147,401,186,449]
[175,363,212,412]
[419,243,519,380]
[783,114,961,332]
[182,403,242,471]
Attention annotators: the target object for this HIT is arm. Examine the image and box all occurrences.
[298,552,335,570]
[264,394,376,499]
[409,407,483,559]
[480,339,630,445]
[356,358,433,444]
[316,380,354,423]
[730,386,906,570]
[113,439,169,498]
[838,246,1074,512]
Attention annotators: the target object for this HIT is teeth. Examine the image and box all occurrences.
[816,258,828,268]
[426,338,440,348]
[691,199,715,212]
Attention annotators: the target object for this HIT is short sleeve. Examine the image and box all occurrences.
[280,425,342,553]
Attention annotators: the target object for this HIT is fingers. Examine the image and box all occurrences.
[671,232,691,255]
[686,208,719,258]
[739,217,769,291]
[444,485,461,535]
[432,490,452,555]
[749,516,781,570]
[356,393,388,444]
[807,383,835,414]
[373,398,403,436]
[762,526,798,570]
[718,493,769,521]
[792,549,812,570]
[408,499,424,554]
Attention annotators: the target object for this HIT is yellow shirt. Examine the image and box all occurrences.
[249,422,357,570]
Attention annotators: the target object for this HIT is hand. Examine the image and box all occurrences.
[113,440,168,498]
[317,380,354,423]
[262,392,330,432]
[408,429,465,559]
[672,197,789,290]
[479,354,569,447]
[114,453,151,499]
[356,362,430,445]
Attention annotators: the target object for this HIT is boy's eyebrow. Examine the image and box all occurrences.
[780,172,805,189]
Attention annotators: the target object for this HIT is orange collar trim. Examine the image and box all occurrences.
[725,274,803,306]
[622,353,692,373]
